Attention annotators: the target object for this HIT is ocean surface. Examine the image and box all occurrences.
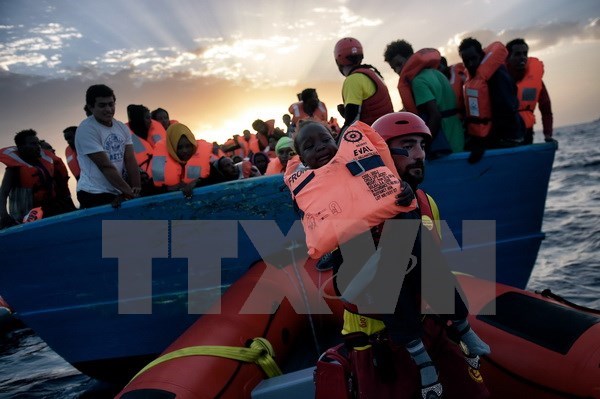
[1,120,599,398]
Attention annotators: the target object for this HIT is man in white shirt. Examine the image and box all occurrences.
[75,84,141,208]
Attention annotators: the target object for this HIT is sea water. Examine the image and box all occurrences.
[1,120,599,398]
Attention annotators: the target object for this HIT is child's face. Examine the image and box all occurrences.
[296,124,338,169]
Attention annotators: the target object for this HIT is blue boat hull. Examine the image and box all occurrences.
[0,142,556,382]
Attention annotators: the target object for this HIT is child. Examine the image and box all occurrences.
[290,121,489,399]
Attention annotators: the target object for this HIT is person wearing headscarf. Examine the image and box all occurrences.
[151,123,210,197]
[249,151,270,175]
[264,136,295,175]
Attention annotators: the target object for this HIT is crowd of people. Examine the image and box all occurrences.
[0,35,555,398]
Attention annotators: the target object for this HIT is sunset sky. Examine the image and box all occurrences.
[0,0,598,155]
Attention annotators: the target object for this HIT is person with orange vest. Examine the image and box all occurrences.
[334,37,394,131]
[264,136,295,175]
[62,126,80,180]
[383,39,465,158]
[506,38,555,145]
[127,104,167,176]
[1,129,76,228]
[151,123,211,197]
[459,38,525,163]
[288,88,329,132]
[251,119,274,151]
[151,107,178,132]
[439,56,467,120]
[241,129,262,155]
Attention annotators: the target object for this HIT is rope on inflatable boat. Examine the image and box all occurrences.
[126,337,282,385]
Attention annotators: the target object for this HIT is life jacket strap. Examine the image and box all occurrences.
[346,154,385,176]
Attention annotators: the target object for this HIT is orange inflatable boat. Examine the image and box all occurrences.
[458,274,600,399]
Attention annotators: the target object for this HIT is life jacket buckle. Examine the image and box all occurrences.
[346,159,366,176]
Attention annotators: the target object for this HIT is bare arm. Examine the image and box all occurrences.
[0,168,18,227]
[539,81,554,139]
[417,99,442,140]
[87,151,135,198]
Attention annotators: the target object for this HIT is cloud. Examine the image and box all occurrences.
[0,22,81,72]
[439,18,600,63]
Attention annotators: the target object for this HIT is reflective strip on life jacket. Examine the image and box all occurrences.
[463,42,508,138]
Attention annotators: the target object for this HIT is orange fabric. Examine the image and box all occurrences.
[284,121,416,259]
[65,146,80,179]
[515,57,544,129]
[129,119,166,175]
[242,134,261,155]
[463,42,508,138]
[151,138,211,188]
[348,68,394,125]
[449,63,467,116]
[264,157,284,175]
[288,101,329,127]
[398,48,441,113]
[0,147,56,205]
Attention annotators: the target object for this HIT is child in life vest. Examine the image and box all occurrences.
[291,121,490,399]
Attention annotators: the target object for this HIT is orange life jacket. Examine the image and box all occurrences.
[289,101,328,127]
[264,157,285,175]
[0,147,56,205]
[397,48,441,114]
[449,63,467,116]
[415,189,442,244]
[284,121,416,259]
[515,57,544,129]
[463,41,508,138]
[242,134,261,155]
[129,120,166,175]
[348,67,394,126]
[65,146,80,180]
[151,138,211,188]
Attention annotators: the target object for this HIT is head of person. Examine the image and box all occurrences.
[63,126,77,149]
[151,108,171,131]
[458,37,485,77]
[85,84,116,127]
[383,39,414,75]
[293,121,338,169]
[438,56,450,79]
[282,113,291,127]
[232,155,243,164]
[372,112,431,190]
[242,129,252,140]
[166,123,197,164]
[250,151,270,174]
[127,104,152,139]
[216,156,238,179]
[506,38,529,74]
[334,37,363,76]
[301,88,319,114]
[274,136,295,168]
[14,129,41,161]
[252,119,268,135]
[39,140,55,154]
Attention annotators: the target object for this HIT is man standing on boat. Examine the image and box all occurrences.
[334,37,394,132]
[458,38,525,163]
[383,39,465,159]
[75,84,141,208]
[505,38,555,144]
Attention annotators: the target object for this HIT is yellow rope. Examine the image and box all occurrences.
[127,337,282,385]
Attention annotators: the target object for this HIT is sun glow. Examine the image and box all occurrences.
[189,104,290,144]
